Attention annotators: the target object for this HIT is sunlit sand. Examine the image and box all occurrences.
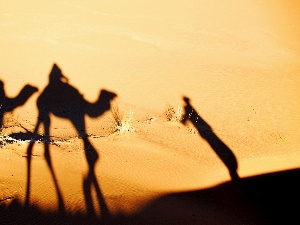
[1,1,300,224]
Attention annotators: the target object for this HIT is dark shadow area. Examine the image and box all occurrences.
[0,80,38,128]
[112,168,300,225]
[6,131,59,147]
[8,131,54,143]
[24,63,117,221]
[0,199,101,225]
[181,96,239,180]
[2,168,299,225]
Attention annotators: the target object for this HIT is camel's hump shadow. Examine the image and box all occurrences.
[38,81,117,120]
[36,63,117,123]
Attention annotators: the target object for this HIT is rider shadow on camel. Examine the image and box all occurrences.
[25,63,117,221]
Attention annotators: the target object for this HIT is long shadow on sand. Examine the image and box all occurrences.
[1,168,299,225]
[113,168,300,225]
[0,80,38,128]
[181,96,239,180]
[24,63,117,221]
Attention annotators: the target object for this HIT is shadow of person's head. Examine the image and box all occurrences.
[183,96,190,104]
[49,63,68,83]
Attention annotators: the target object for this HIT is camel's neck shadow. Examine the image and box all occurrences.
[39,80,115,117]
[0,80,38,128]
[36,78,117,138]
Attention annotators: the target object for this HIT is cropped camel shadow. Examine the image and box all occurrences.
[181,96,239,181]
[25,64,117,219]
[0,80,38,128]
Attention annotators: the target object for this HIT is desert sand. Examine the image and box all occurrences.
[1,1,300,224]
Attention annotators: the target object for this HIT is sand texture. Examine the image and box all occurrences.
[1,1,300,224]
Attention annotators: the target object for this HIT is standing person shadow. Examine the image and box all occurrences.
[0,80,38,128]
[25,64,117,219]
[181,96,240,181]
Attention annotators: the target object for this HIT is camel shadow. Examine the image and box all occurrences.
[25,63,117,221]
[0,80,38,128]
[181,96,239,180]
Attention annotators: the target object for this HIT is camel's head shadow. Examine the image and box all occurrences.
[87,89,117,118]
[100,89,117,101]
[23,84,39,96]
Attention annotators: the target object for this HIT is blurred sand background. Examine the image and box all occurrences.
[1,1,300,224]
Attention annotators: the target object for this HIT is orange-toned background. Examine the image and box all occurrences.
[1,0,299,219]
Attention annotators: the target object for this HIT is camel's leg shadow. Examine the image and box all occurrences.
[82,142,111,222]
[25,113,65,213]
[72,118,111,221]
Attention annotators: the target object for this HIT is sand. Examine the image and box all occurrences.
[1,1,300,224]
